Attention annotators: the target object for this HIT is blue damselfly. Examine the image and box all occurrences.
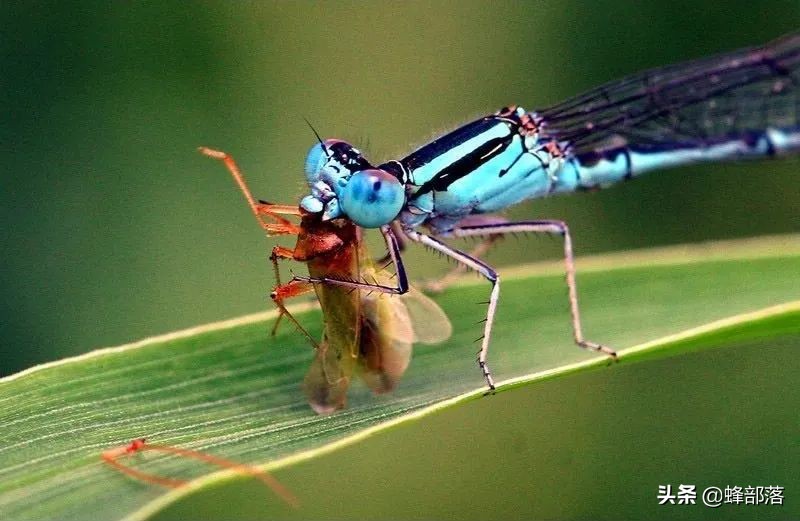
[217,32,800,392]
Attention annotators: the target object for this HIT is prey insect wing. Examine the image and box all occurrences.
[299,222,451,411]
[356,266,452,394]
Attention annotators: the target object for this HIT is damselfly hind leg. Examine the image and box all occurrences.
[443,219,617,359]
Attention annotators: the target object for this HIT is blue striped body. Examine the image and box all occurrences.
[299,32,800,232]
[566,127,800,189]
[384,104,800,232]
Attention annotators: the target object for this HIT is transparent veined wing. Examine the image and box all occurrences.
[537,32,800,158]
[358,267,452,393]
[361,266,452,345]
[397,288,453,344]
[358,290,413,394]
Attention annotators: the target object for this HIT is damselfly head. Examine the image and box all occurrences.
[301,139,371,219]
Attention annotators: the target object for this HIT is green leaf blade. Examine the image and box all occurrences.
[1,236,798,520]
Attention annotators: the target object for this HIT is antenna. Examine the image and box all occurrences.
[303,117,330,158]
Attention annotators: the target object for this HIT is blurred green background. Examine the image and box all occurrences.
[2,1,799,376]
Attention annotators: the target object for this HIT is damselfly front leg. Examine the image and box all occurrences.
[291,225,409,295]
[374,220,411,266]
[440,219,616,359]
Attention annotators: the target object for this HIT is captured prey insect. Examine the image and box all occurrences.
[200,147,451,414]
[297,31,800,390]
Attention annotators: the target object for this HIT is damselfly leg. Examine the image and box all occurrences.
[314,217,616,390]
[290,225,409,296]
[424,237,501,293]
[402,228,500,391]
[441,220,616,359]
[423,215,511,293]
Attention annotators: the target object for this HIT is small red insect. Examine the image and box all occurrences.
[101,438,299,508]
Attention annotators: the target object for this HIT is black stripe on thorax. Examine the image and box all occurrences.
[407,116,519,198]
[411,135,513,197]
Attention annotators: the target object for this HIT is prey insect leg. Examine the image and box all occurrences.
[269,246,319,348]
[199,147,301,236]
[101,438,299,508]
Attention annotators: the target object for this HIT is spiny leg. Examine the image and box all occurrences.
[292,225,409,295]
[402,227,499,392]
[426,235,503,293]
[375,220,408,266]
[199,146,301,236]
[443,220,616,359]
[425,215,512,293]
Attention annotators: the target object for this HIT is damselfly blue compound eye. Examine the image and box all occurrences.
[303,141,330,184]
[304,139,372,185]
[340,169,405,228]
[303,139,349,183]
